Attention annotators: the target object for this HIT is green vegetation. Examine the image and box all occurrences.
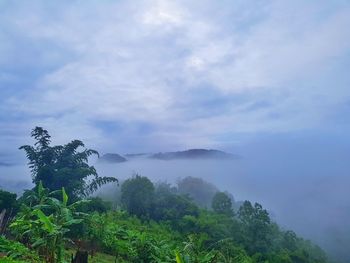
[211,192,234,216]
[0,127,329,262]
[121,175,155,219]
[19,127,117,201]
[0,190,18,234]
[9,182,84,263]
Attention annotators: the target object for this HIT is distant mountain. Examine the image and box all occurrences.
[99,153,127,163]
[98,149,239,163]
[124,153,149,159]
[150,149,238,160]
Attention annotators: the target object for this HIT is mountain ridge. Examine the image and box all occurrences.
[99,149,239,163]
[149,149,239,160]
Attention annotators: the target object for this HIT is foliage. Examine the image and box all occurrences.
[121,175,155,219]
[177,176,218,208]
[214,239,253,263]
[75,199,328,263]
[0,257,28,263]
[0,190,18,213]
[19,127,117,201]
[9,182,84,263]
[238,201,272,254]
[0,236,41,263]
[151,183,199,223]
[0,190,18,234]
[180,234,218,263]
[211,191,234,216]
[75,197,112,213]
[1,177,329,263]
[64,250,116,263]
[83,211,179,262]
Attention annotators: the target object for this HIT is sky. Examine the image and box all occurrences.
[0,0,350,158]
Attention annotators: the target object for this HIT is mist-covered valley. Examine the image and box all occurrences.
[2,135,349,262]
[95,155,350,262]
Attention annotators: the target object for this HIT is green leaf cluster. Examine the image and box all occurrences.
[9,183,84,263]
[19,127,117,201]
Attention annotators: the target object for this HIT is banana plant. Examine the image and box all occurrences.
[175,234,218,263]
[10,182,85,263]
[175,250,185,263]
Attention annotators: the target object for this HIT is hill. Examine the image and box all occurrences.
[99,153,127,163]
[150,149,239,160]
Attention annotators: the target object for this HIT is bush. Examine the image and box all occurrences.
[0,236,41,263]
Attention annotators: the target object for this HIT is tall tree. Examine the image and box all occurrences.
[177,176,218,208]
[211,192,234,216]
[20,127,117,201]
[121,174,154,218]
[238,201,272,254]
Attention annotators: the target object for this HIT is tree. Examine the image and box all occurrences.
[0,190,18,212]
[0,189,18,234]
[211,192,234,216]
[151,183,199,222]
[177,177,218,208]
[238,201,272,254]
[121,175,154,219]
[19,127,117,201]
[75,197,112,213]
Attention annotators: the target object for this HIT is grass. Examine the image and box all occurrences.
[87,252,116,263]
[65,250,116,263]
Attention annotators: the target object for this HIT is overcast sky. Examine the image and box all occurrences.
[1,0,350,159]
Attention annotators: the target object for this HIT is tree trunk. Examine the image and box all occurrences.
[0,209,6,234]
[71,250,88,263]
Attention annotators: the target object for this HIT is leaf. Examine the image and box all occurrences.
[32,238,46,248]
[69,199,91,210]
[175,251,185,263]
[38,181,44,198]
[33,209,55,233]
[49,189,62,197]
[86,176,118,196]
[62,187,68,206]
[63,219,83,226]
[47,197,61,208]
[32,204,51,210]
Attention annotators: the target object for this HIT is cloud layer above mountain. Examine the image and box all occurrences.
[1,0,350,156]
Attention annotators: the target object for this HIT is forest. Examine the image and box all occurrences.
[0,127,329,263]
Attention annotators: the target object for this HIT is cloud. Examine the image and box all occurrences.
[0,0,350,153]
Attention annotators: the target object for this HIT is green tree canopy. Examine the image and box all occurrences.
[211,191,234,216]
[177,176,218,208]
[19,127,117,201]
[121,174,154,219]
[238,201,272,254]
[151,183,199,222]
[0,189,17,212]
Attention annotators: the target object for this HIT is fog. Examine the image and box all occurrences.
[96,161,349,260]
[96,135,350,262]
[1,136,349,262]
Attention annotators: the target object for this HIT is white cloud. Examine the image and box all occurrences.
[1,0,350,151]
[142,0,186,26]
